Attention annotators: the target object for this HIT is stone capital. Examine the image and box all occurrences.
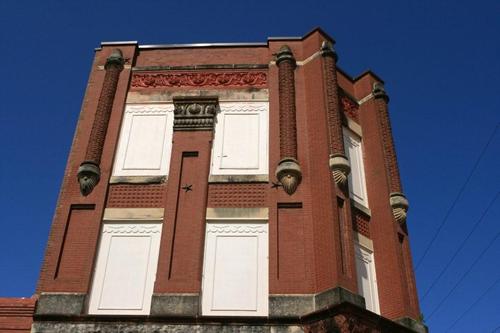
[173,96,218,131]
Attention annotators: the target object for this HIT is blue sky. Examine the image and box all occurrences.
[0,0,499,331]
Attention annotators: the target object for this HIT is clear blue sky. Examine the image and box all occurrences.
[0,1,498,331]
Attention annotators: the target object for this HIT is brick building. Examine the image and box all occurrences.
[1,28,427,332]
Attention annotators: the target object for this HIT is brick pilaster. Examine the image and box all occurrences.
[77,49,124,196]
[373,83,409,225]
[275,45,302,195]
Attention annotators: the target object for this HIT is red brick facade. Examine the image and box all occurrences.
[6,28,425,332]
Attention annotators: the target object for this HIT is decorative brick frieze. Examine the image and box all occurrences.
[207,183,267,207]
[173,96,218,131]
[106,183,165,208]
[373,82,409,224]
[321,41,351,188]
[77,49,124,196]
[275,45,302,195]
[131,71,267,88]
[352,209,371,238]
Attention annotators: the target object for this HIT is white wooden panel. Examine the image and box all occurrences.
[123,114,167,170]
[212,236,258,310]
[343,128,369,207]
[202,222,268,316]
[113,104,174,176]
[211,102,268,175]
[355,244,380,314]
[220,113,260,169]
[88,223,162,315]
[98,236,151,309]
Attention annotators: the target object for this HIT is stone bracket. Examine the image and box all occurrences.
[275,158,302,195]
[329,154,351,187]
[390,192,409,224]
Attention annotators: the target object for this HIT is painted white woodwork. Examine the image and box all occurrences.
[201,222,268,316]
[343,128,369,207]
[211,102,268,175]
[88,222,162,315]
[354,243,380,314]
[113,104,174,176]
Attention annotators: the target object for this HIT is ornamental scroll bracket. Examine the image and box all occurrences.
[172,96,218,131]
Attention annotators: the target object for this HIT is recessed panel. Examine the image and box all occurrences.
[220,113,260,169]
[88,222,162,315]
[98,236,151,309]
[211,236,258,310]
[123,114,167,170]
[202,222,268,316]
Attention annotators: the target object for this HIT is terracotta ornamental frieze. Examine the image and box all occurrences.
[340,94,359,121]
[131,71,267,88]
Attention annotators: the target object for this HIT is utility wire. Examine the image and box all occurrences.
[415,123,500,271]
[491,326,500,333]
[421,191,499,301]
[427,231,500,320]
[445,274,500,332]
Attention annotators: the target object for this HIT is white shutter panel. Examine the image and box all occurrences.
[220,113,260,169]
[113,104,174,176]
[343,128,368,207]
[355,244,380,314]
[88,223,162,315]
[211,102,268,175]
[202,222,268,316]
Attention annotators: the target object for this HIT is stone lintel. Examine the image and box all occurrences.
[208,174,269,183]
[126,88,269,104]
[354,232,374,251]
[150,293,199,317]
[109,175,166,184]
[206,207,269,220]
[351,200,372,216]
[103,208,164,221]
[35,293,85,316]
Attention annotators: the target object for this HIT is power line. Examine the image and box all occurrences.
[415,123,500,271]
[421,191,499,301]
[445,275,500,332]
[427,231,499,320]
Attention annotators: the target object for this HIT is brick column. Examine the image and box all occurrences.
[77,49,124,196]
[275,45,302,195]
[372,83,409,224]
[321,41,351,187]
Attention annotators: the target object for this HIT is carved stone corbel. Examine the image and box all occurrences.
[276,158,302,195]
[390,192,409,224]
[329,154,351,188]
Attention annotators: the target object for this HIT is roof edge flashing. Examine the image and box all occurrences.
[138,42,267,50]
